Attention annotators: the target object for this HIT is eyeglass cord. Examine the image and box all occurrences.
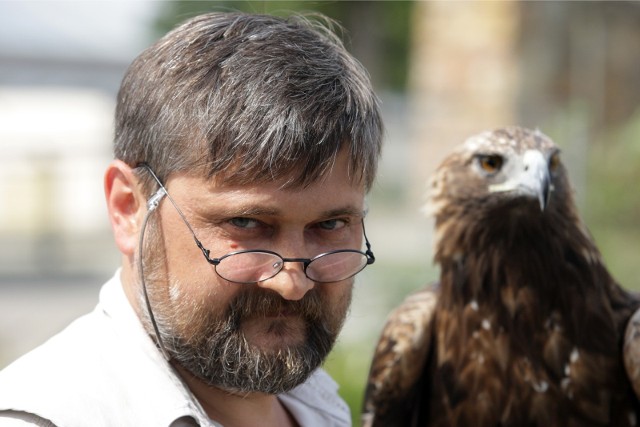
[138,186,173,361]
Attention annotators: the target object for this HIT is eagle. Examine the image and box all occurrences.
[362,126,640,427]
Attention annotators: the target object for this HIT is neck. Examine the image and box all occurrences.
[434,207,608,307]
[174,364,299,427]
[430,202,640,360]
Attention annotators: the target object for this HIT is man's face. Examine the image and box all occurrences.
[141,151,365,394]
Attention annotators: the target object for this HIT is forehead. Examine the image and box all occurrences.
[172,148,366,219]
[201,145,368,192]
[460,128,557,157]
[209,147,363,191]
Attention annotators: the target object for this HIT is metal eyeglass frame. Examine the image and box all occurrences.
[139,163,375,284]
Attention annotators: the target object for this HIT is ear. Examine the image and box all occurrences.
[104,160,146,257]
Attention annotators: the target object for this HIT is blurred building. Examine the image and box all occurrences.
[0,2,157,280]
[0,71,120,278]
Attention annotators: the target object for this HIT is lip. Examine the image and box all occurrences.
[264,309,297,318]
[240,314,306,346]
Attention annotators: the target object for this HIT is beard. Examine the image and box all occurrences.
[167,286,349,394]
[138,215,352,395]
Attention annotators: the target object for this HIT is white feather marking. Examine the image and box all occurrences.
[629,411,637,426]
[532,380,548,393]
[481,319,491,330]
[570,347,580,363]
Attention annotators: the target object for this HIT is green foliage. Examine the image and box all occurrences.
[324,343,370,426]
[586,109,640,290]
[533,102,640,292]
[588,111,640,226]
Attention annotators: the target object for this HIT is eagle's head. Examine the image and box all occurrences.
[428,126,575,218]
[428,126,583,260]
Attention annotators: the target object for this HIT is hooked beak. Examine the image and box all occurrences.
[537,168,551,211]
[523,150,551,211]
[489,150,551,211]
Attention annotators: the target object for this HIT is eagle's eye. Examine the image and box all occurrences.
[549,152,561,172]
[476,154,504,174]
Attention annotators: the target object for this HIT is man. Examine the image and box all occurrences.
[0,12,382,427]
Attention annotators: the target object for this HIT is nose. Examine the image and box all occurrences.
[257,262,315,301]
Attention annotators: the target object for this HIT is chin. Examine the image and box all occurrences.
[242,316,308,350]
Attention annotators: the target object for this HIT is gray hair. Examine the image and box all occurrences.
[114,12,383,192]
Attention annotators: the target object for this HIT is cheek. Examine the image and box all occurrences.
[333,280,354,298]
[169,273,241,309]
[163,266,243,329]
[163,243,211,284]
[166,277,244,337]
[157,209,220,284]
[322,281,354,316]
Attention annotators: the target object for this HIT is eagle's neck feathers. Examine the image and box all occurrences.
[433,200,615,312]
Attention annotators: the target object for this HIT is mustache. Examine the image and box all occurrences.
[227,286,326,323]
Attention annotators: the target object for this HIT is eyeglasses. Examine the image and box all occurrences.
[140,164,375,284]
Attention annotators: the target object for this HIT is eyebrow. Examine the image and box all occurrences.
[321,207,367,219]
[223,206,280,217]
[212,205,365,220]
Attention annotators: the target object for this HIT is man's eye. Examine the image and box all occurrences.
[229,217,260,229]
[317,219,347,231]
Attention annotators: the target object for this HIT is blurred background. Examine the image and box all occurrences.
[1,1,639,423]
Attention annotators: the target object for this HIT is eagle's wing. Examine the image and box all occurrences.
[623,306,640,398]
[362,284,439,427]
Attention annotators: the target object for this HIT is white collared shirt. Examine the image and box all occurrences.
[0,272,351,426]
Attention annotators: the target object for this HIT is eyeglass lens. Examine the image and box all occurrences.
[215,251,369,284]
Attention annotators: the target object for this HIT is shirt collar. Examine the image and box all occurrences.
[99,271,218,427]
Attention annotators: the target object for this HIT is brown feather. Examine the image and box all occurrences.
[363,285,438,427]
[624,308,640,398]
[363,126,640,427]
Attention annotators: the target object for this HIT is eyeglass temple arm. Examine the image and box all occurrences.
[139,163,214,261]
[362,221,375,264]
